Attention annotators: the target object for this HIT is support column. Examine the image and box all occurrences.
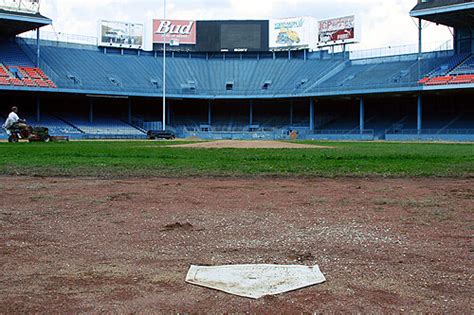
[36,28,40,67]
[417,95,422,134]
[89,99,94,123]
[418,18,422,55]
[208,100,212,125]
[309,98,315,131]
[289,101,293,125]
[359,98,365,134]
[166,100,171,126]
[36,95,40,122]
[249,100,253,126]
[128,99,132,124]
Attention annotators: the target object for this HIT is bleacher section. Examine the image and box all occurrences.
[0,41,57,88]
[18,39,464,96]
[0,38,471,141]
[317,60,419,91]
[0,41,35,66]
[25,114,83,136]
[419,54,474,85]
[0,65,57,88]
[56,114,145,137]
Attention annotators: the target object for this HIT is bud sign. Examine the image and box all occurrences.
[153,19,197,44]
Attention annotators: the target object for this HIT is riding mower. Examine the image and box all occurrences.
[6,122,50,143]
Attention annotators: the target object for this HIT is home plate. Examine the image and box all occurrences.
[185,264,326,299]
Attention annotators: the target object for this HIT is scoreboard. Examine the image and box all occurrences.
[154,20,269,52]
[196,20,269,52]
[219,21,268,52]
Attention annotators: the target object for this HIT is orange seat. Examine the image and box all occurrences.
[418,77,430,84]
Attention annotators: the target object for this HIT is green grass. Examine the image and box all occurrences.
[0,140,472,177]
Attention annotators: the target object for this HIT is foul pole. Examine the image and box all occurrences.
[162,0,167,130]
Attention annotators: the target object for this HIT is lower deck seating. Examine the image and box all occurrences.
[58,115,145,135]
[26,114,83,135]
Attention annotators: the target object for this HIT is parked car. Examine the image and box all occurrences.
[147,130,176,140]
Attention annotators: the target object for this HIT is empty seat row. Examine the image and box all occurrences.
[450,55,474,76]
[420,74,474,85]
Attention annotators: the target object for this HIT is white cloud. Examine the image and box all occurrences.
[37,0,453,51]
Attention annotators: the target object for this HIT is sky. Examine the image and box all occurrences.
[36,0,453,52]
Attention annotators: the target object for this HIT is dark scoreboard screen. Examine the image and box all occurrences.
[220,24,262,51]
[196,20,269,52]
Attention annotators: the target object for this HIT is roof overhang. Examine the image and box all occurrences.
[411,1,474,17]
[410,2,474,27]
[0,9,51,37]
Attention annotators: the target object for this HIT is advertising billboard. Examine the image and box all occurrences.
[153,19,197,44]
[318,15,358,46]
[269,17,317,50]
[99,20,144,49]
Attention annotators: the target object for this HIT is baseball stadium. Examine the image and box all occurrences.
[0,0,473,312]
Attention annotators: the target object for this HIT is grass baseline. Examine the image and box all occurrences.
[0,140,472,177]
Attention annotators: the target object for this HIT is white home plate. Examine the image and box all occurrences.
[185,264,326,299]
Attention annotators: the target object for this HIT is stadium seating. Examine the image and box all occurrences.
[450,74,474,84]
[24,40,458,95]
[0,41,57,88]
[25,114,84,136]
[450,55,474,76]
[418,54,474,85]
[0,63,57,88]
[0,38,470,140]
[0,41,35,66]
[57,114,145,136]
[425,76,453,85]
[426,53,469,77]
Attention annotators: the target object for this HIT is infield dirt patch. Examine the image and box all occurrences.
[0,176,472,313]
[167,140,334,149]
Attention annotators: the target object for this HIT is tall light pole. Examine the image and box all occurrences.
[162,0,167,131]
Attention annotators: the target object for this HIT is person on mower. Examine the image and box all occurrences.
[3,106,26,137]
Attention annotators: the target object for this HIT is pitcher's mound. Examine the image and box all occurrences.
[169,140,334,149]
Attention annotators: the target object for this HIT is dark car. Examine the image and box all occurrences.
[147,130,176,140]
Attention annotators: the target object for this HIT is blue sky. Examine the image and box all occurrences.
[38,0,452,51]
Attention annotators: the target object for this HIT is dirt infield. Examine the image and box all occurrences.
[167,140,334,149]
[0,176,472,312]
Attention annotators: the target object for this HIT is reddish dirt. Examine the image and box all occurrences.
[0,176,472,313]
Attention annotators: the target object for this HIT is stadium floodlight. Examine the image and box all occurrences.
[0,0,41,14]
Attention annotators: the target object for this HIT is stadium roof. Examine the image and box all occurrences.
[410,0,474,27]
[0,8,51,37]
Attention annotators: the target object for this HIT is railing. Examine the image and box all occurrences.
[312,129,374,135]
[186,125,277,133]
[386,129,474,135]
[349,40,454,60]
[18,30,454,62]
[19,30,98,47]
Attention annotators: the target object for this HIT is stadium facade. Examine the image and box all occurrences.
[0,0,473,141]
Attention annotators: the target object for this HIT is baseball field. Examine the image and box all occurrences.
[0,140,473,312]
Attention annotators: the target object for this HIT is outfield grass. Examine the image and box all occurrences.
[0,140,472,177]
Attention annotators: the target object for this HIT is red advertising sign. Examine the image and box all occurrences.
[153,19,196,44]
[318,15,357,46]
